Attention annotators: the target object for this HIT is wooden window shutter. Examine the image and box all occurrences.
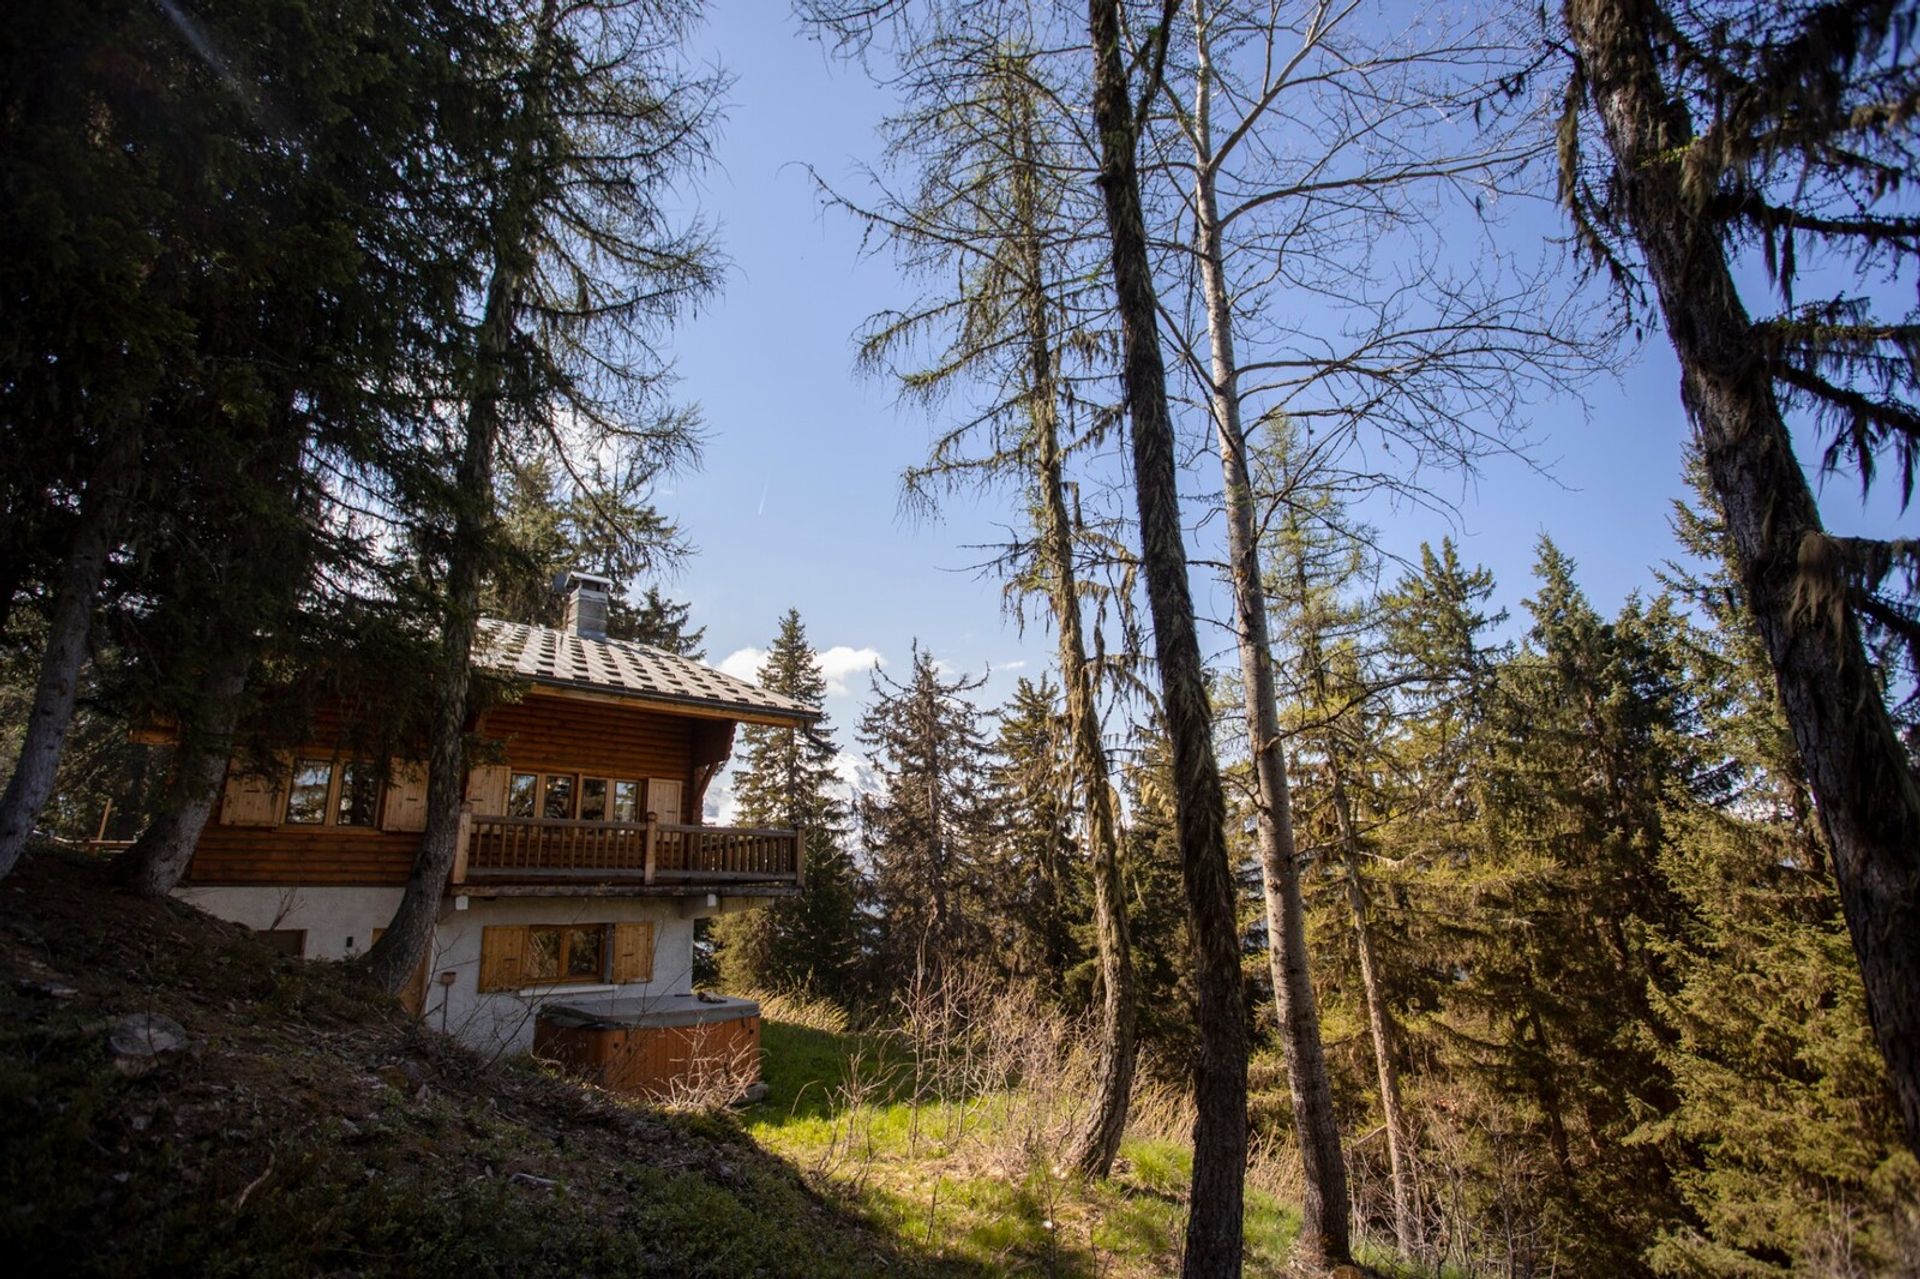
[611,922,654,984]
[218,760,282,827]
[381,762,429,832]
[646,778,684,824]
[464,763,509,815]
[478,926,528,992]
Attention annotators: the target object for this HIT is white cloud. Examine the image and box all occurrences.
[717,643,882,696]
[718,646,767,685]
[817,645,884,696]
[1002,660,1027,671]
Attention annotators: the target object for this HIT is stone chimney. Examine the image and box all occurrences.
[561,570,614,640]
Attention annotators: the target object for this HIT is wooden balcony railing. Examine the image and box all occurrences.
[451,808,804,889]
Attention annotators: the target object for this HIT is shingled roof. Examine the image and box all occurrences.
[474,619,817,725]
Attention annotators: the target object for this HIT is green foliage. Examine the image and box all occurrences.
[856,645,997,983]
[982,676,1091,995]
[712,610,864,1003]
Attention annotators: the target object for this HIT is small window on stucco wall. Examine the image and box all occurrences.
[478,922,653,992]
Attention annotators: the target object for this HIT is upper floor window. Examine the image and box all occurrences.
[542,774,575,820]
[336,761,379,827]
[507,772,538,818]
[285,757,380,827]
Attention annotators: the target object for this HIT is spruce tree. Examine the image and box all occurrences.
[1558,0,1920,1147]
[856,645,995,982]
[711,610,861,1002]
[985,676,1089,991]
[1640,474,1917,1275]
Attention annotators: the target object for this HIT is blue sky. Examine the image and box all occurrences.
[657,6,1907,804]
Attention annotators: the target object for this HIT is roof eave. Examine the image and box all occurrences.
[490,669,820,726]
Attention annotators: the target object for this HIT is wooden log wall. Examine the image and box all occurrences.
[187,692,699,887]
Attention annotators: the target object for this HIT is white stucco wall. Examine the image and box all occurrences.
[429,896,696,1057]
[176,885,704,1059]
[175,885,404,960]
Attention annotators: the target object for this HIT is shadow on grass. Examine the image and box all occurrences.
[0,851,1000,1279]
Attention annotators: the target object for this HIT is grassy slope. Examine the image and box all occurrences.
[0,853,986,1277]
[746,1019,1306,1278]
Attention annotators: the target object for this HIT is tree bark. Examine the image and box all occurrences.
[1331,765,1417,1256]
[0,426,138,877]
[1566,0,1920,1155]
[1027,248,1138,1181]
[117,638,252,897]
[363,0,557,994]
[1085,0,1248,1271]
[1188,8,1351,1268]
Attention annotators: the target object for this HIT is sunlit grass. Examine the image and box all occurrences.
[744,1018,1321,1277]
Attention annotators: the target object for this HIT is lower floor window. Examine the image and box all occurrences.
[478,921,653,991]
[524,924,608,984]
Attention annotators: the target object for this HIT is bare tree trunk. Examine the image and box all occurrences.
[1188,11,1350,1266]
[1331,766,1418,1256]
[992,66,1139,1178]
[118,639,252,897]
[1029,272,1137,1181]
[0,427,138,877]
[1085,0,1247,1271]
[1567,0,1920,1155]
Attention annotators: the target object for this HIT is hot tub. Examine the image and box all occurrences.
[533,993,761,1101]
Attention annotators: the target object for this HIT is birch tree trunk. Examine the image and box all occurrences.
[1085,0,1248,1270]
[1188,10,1351,1266]
[1565,0,1920,1155]
[0,426,139,878]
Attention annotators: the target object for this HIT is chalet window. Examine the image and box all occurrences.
[523,924,607,984]
[285,759,333,825]
[612,780,640,823]
[507,772,538,818]
[542,774,575,819]
[283,757,382,828]
[478,921,654,991]
[579,777,608,822]
[336,761,380,828]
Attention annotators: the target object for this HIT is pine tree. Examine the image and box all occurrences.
[856,645,996,982]
[984,676,1089,990]
[1263,461,1416,1259]
[1558,0,1920,1148]
[711,610,861,1002]
[364,0,719,991]
[1440,540,1695,1273]
[1639,472,1917,1275]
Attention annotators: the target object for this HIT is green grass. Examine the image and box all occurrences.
[743,1020,1309,1278]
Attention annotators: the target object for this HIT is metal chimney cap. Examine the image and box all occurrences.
[561,570,616,595]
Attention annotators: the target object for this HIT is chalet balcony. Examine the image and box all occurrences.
[450,812,804,894]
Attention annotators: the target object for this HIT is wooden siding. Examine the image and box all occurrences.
[187,692,700,887]
[533,1013,760,1099]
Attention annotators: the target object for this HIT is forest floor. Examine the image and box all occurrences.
[742,1009,1313,1277]
[0,849,1415,1277]
[0,851,985,1277]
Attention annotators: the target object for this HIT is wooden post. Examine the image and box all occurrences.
[451,801,473,885]
[793,828,806,889]
[643,811,657,886]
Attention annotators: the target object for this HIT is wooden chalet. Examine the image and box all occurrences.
[177,573,817,1078]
